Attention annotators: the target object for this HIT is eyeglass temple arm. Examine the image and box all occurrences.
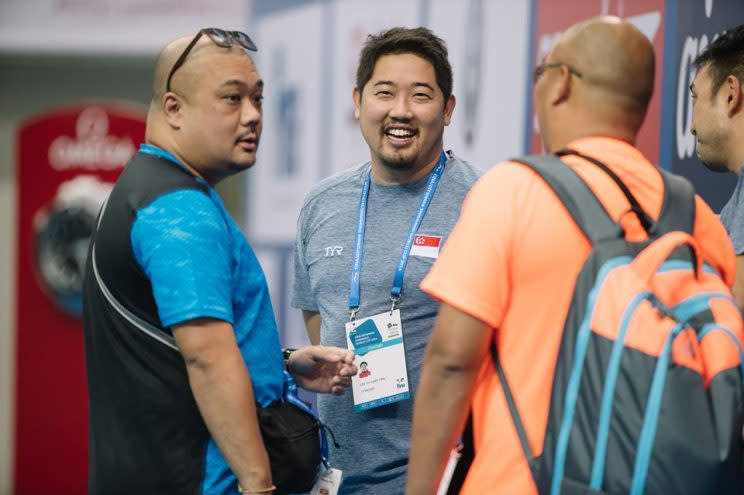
[166,31,205,93]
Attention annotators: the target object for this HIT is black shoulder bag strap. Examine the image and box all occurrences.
[91,198,179,351]
[556,148,696,236]
[556,148,657,234]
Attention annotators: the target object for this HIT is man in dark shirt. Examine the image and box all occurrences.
[83,29,355,495]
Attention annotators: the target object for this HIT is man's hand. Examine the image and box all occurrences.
[287,346,357,395]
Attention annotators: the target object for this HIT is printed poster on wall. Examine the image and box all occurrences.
[429,0,530,169]
[327,0,419,176]
[250,3,325,244]
[14,104,145,494]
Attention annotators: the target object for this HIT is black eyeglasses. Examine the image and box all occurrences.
[532,62,583,83]
[166,28,258,93]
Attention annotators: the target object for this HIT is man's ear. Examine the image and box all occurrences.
[551,65,572,106]
[352,86,361,120]
[725,74,743,118]
[163,92,184,129]
[443,94,456,126]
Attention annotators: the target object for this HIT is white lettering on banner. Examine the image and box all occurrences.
[48,106,135,171]
[676,36,703,161]
[676,30,724,161]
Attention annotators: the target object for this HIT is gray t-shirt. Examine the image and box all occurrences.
[292,153,482,494]
[720,170,744,255]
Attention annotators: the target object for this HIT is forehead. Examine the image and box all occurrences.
[693,63,713,88]
[369,52,438,87]
[193,48,262,88]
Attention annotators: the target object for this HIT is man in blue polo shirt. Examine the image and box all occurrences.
[83,29,355,495]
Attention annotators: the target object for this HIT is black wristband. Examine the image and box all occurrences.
[282,348,297,369]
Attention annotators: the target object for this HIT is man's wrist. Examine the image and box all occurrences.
[282,348,297,372]
[237,482,275,494]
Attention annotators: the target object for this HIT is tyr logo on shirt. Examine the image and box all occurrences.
[410,235,441,259]
[324,246,344,257]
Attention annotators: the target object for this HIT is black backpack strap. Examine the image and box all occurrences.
[655,170,696,235]
[511,154,622,243]
[491,340,534,465]
[555,148,696,236]
[491,341,546,487]
[557,148,656,234]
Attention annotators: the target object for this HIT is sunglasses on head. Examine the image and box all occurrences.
[166,28,258,93]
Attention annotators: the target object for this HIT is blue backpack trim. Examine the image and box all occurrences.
[550,257,635,495]
[589,290,653,489]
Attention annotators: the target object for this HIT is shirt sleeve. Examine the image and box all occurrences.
[130,189,234,328]
[420,165,522,329]
[291,205,319,311]
[718,189,744,255]
[693,195,737,286]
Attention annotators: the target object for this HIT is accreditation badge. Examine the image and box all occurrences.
[310,467,342,495]
[345,309,410,411]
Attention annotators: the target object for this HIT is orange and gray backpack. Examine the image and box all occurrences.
[493,149,744,495]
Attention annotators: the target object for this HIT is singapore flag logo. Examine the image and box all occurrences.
[410,234,442,259]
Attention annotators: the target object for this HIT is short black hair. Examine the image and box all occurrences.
[693,24,744,96]
[355,27,453,101]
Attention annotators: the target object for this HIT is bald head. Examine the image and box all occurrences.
[534,16,656,150]
[556,16,655,119]
[151,35,237,106]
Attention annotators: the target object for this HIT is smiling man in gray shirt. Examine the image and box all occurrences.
[292,27,482,494]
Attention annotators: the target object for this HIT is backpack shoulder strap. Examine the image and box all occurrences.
[655,170,696,235]
[510,154,622,243]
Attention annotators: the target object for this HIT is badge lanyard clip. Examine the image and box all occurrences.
[390,296,400,314]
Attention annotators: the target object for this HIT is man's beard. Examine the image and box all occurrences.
[380,152,416,171]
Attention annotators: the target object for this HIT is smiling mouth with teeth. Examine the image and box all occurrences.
[385,128,416,138]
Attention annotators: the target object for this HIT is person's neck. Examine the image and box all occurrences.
[146,138,215,186]
[547,107,639,152]
[370,152,443,186]
[548,126,636,153]
[729,138,744,176]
